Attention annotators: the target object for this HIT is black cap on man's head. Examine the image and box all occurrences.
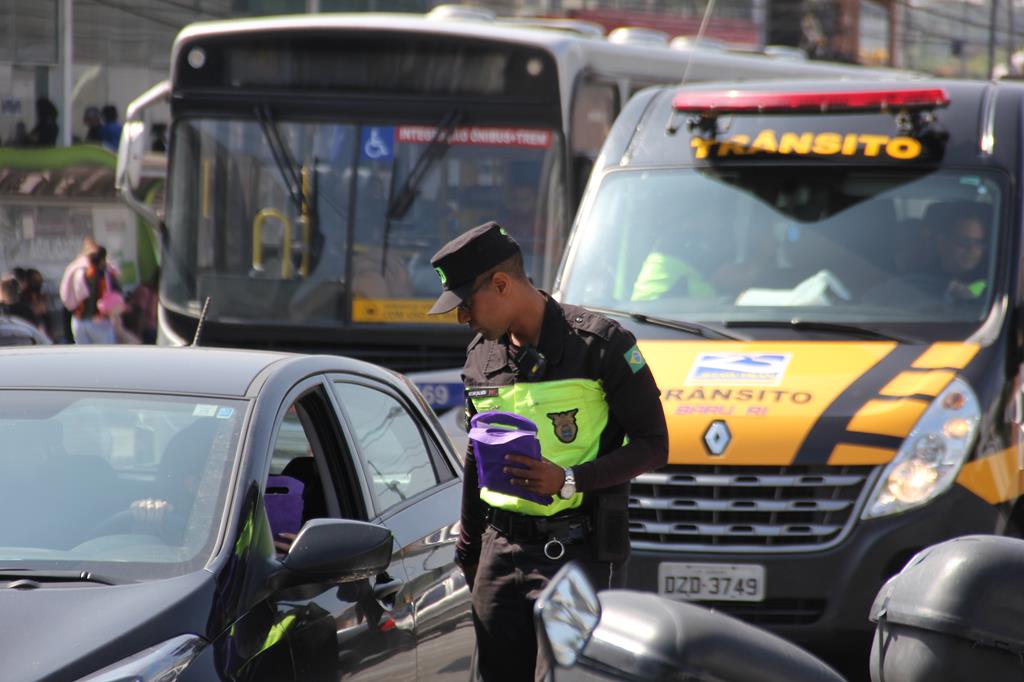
[428,221,520,315]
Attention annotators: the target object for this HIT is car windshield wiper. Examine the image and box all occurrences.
[583,306,749,341]
[0,569,122,586]
[723,319,921,344]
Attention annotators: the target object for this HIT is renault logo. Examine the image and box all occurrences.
[703,420,731,456]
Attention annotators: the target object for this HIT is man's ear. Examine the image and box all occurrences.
[492,271,512,295]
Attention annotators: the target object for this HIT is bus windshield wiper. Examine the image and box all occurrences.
[583,306,748,341]
[255,105,311,218]
[386,108,462,221]
[0,569,122,586]
[723,319,921,344]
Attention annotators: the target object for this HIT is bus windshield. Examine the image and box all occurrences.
[562,167,1003,337]
[165,117,564,326]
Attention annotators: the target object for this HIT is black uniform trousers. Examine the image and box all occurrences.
[472,525,625,682]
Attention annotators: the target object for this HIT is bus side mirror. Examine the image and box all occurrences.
[116,80,170,236]
[117,120,146,191]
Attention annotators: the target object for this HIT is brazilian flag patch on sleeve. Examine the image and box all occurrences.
[624,344,646,374]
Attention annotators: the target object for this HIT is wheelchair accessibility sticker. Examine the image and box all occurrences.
[686,353,792,386]
[361,126,395,161]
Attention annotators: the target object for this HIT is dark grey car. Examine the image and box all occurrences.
[0,346,473,681]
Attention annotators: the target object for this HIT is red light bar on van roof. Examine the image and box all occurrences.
[672,88,950,115]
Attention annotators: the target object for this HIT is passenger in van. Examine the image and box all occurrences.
[630,243,715,301]
[929,203,991,300]
[630,223,775,301]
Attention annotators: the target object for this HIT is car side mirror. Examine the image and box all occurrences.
[277,518,393,589]
[533,562,601,669]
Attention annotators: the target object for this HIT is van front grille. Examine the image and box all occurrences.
[629,465,875,551]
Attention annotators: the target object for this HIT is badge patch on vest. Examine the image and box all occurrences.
[466,387,500,398]
[547,409,579,443]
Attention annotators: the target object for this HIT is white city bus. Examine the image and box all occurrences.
[117,11,888,394]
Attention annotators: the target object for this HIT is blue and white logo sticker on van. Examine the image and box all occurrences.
[686,353,792,387]
[193,404,218,417]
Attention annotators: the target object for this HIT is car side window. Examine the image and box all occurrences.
[332,382,439,513]
[266,402,331,546]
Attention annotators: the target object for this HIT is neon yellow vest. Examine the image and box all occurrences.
[471,378,608,516]
[631,251,714,301]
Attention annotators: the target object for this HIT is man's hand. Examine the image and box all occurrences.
[274,532,298,556]
[503,454,565,496]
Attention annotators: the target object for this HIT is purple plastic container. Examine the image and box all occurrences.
[468,411,551,505]
[265,474,305,538]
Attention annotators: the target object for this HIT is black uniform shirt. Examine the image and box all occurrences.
[455,295,668,567]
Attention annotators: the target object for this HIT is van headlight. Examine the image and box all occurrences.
[77,635,205,682]
[862,377,980,519]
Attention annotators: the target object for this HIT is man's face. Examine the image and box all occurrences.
[939,217,986,275]
[456,275,509,340]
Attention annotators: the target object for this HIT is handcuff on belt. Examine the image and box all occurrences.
[543,537,566,560]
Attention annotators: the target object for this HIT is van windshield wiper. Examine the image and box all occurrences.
[0,569,122,585]
[583,306,748,341]
[723,319,921,344]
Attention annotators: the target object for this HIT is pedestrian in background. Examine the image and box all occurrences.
[62,243,122,344]
[82,106,103,144]
[0,272,39,328]
[28,98,58,146]
[100,104,122,151]
[428,222,668,682]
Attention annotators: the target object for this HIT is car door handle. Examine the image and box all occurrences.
[373,579,404,606]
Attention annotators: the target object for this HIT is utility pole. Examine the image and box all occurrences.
[960,1,968,77]
[989,0,999,78]
[60,0,72,148]
[1009,0,1017,73]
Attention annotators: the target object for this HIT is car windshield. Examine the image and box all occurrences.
[165,117,564,326]
[0,391,245,582]
[562,167,1003,338]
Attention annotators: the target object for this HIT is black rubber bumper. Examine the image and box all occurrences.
[624,484,1005,652]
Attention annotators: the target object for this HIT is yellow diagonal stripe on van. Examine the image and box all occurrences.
[957,447,1022,505]
[828,443,897,466]
[638,341,896,465]
[912,342,979,369]
[847,399,929,438]
[879,370,956,398]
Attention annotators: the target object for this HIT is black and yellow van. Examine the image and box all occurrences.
[554,80,1023,655]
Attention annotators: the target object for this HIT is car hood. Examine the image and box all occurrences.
[639,340,979,466]
[0,570,215,682]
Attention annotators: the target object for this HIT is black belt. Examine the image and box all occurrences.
[487,508,591,545]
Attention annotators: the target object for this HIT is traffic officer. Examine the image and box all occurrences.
[428,222,668,682]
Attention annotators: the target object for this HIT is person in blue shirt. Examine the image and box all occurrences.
[99,105,123,151]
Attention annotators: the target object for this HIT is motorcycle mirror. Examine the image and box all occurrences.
[533,562,601,668]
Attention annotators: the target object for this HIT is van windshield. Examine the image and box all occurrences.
[562,167,1003,336]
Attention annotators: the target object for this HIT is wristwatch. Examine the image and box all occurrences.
[558,467,577,499]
